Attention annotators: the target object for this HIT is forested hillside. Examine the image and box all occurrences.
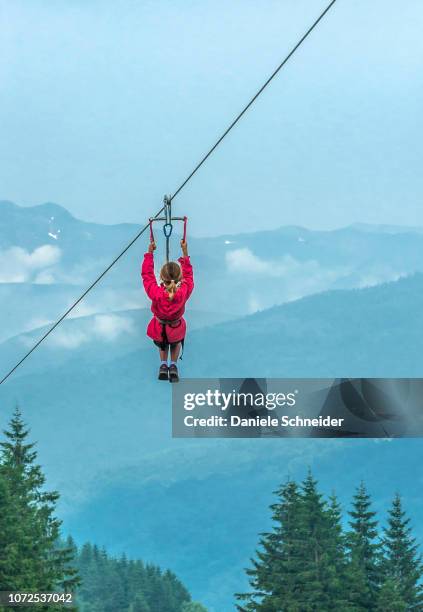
[74,541,206,612]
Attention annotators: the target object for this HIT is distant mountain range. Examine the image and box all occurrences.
[2,200,423,343]
[0,307,232,380]
[187,272,423,379]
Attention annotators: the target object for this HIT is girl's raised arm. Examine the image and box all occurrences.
[179,240,194,298]
[141,242,162,300]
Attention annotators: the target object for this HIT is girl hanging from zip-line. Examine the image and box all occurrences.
[141,238,194,382]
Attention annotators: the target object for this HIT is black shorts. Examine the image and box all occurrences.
[154,339,184,351]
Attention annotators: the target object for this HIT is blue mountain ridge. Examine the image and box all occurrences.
[3,199,423,331]
[0,307,232,380]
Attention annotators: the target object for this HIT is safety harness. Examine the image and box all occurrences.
[154,316,184,357]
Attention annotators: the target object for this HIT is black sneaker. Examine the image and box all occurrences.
[158,364,169,381]
[168,364,179,383]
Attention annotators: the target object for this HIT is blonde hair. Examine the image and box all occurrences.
[160,262,182,300]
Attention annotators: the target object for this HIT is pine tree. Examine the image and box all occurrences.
[77,542,95,605]
[0,407,79,605]
[236,478,423,612]
[130,593,151,612]
[325,494,350,610]
[236,474,348,611]
[381,493,423,609]
[0,475,20,590]
[376,579,407,612]
[293,472,346,611]
[181,603,208,612]
[346,482,381,611]
[236,479,304,611]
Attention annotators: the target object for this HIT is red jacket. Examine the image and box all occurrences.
[141,253,194,343]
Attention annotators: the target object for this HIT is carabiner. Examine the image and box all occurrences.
[163,223,173,238]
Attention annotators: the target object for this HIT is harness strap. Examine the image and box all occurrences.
[161,321,169,346]
[155,316,185,360]
[156,317,181,326]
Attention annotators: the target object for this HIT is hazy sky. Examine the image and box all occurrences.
[1,0,422,236]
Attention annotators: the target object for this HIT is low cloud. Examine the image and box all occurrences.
[226,248,349,312]
[248,294,263,314]
[0,245,61,283]
[92,314,134,341]
[226,248,279,276]
[50,314,134,349]
[34,271,56,285]
[226,248,408,314]
[226,247,346,284]
[69,289,143,320]
[48,329,89,350]
[356,267,406,288]
[21,314,135,350]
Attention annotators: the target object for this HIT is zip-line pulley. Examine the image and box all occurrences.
[149,195,188,262]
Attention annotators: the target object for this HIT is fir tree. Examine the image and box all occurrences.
[236,479,304,610]
[130,593,151,612]
[376,579,407,612]
[236,474,348,611]
[236,477,423,612]
[293,472,346,611]
[325,493,350,610]
[381,493,423,609]
[0,407,79,605]
[237,473,347,612]
[181,603,209,611]
[0,475,20,591]
[346,482,381,611]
